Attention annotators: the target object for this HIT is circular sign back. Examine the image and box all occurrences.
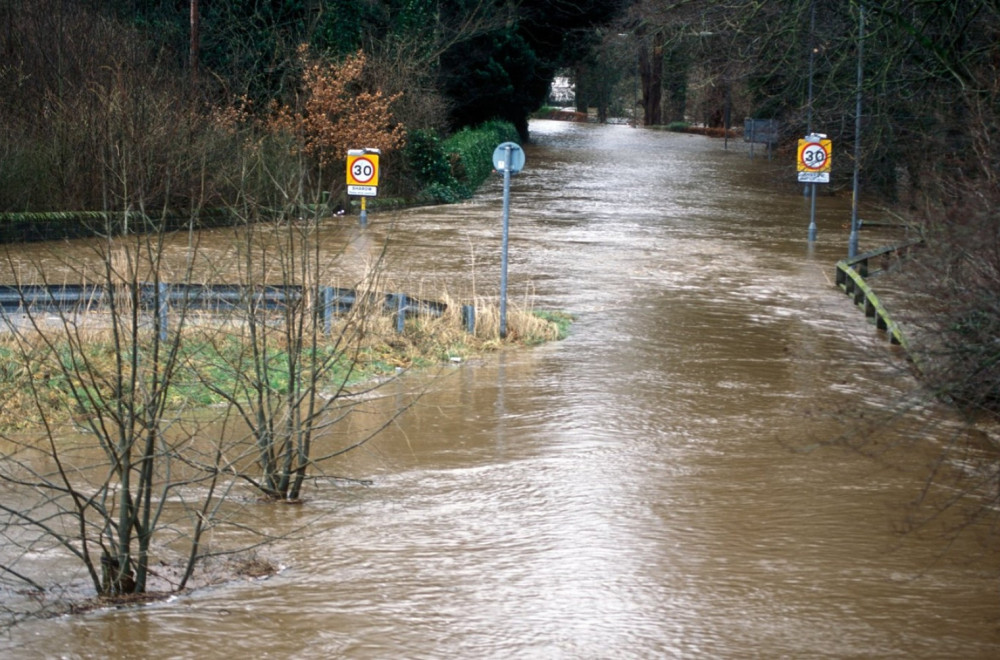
[492,142,525,174]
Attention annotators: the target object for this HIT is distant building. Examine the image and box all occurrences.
[548,76,575,106]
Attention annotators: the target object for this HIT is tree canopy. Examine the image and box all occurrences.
[5,0,997,205]
[101,1,631,139]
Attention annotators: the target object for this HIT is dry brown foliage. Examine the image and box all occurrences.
[268,47,407,167]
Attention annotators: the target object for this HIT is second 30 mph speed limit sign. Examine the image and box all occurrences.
[797,137,832,183]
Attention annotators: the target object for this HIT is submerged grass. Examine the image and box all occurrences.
[0,300,572,431]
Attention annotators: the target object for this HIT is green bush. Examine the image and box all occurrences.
[404,130,454,187]
[423,182,463,204]
[403,120,519,203]
[443,120,520,193]
[402,129,463,202]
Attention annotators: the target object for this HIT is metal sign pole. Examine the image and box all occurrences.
[491,141,524,341]
[809,183,818,242]
[347,148,380,228]
[798,133,830,242]
[499,145,512,339]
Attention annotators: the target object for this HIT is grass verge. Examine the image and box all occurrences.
[0,301,573,431]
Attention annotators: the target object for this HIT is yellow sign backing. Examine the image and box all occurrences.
[347,153,380,187]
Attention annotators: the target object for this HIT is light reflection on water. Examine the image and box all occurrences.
[3,120,999,658]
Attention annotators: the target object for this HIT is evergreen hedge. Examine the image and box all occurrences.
[405,120,520,203]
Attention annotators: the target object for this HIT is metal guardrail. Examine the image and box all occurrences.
[834,238,923,348]
[0,283,470,337]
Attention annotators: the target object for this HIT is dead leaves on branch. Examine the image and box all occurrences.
[267,47,406,166]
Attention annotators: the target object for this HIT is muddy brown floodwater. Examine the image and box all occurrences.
[3,120,1000,658]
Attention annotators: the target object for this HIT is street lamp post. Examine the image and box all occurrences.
[849,4,864,258]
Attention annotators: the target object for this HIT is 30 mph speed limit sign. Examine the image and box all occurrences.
[347,151,380,195]
[797,138,832,183]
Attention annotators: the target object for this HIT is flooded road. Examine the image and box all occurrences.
[5,120,1000,657]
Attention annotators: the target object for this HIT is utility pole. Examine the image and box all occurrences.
[849,4,864,258]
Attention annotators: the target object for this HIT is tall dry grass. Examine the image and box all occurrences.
[0,286,567,431]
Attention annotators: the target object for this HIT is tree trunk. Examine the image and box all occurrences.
[574,64,588,114]
[189,0,199,83]
[638,32,663,126]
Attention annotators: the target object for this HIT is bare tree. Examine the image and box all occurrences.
[197,56,422,500]
[0,213,244,602]
[0,1,264,605]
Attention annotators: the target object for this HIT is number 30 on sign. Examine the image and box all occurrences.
[347,153,379,187]
[797,138,832,183]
